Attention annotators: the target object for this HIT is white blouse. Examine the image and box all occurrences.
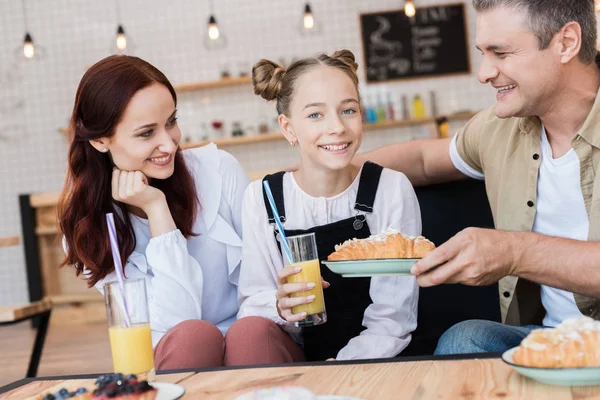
[237,167,420,360]
[93,144,249,347]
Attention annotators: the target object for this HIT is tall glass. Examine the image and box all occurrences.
[104,278,155,381]
[285,233,327,327]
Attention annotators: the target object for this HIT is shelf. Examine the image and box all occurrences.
[174,76,252,93]
[59,110,477,139]
[36,226,59,236]
[0,236,20,248]
[51,293,104,305]
[183,111,478,150]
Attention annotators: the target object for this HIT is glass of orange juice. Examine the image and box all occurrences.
[104,278,155,381]
[285,233,327,327]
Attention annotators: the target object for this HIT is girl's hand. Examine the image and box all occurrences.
[275,264,330,323]
[111,169,166,213]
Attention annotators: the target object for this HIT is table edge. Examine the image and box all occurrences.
[0,352,502,395]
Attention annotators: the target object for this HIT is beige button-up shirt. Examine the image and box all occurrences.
[455,89,600,326]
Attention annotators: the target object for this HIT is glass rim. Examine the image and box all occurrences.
[103,277,145,288]
[286,232,315,241]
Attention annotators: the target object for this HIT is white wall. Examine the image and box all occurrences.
[0,0,500,304]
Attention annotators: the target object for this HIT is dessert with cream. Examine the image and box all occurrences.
[327,229,435,261]
[513,316,600,368]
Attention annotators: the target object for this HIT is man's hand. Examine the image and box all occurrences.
[410,227,517,287]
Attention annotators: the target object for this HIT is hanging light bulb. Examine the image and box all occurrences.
[204,0,226,50]
[23,33,34,59]
[208,15,220,40]
[405,0,416,18]
[303,4,315,30]
[116,25,127,52]
[15,0,44,60]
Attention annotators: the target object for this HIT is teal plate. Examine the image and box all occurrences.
[502,347,600,386]
[321,258,418,277]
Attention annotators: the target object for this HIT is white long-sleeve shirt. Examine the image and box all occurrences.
[92,144,249,347]
[237,167,420,360]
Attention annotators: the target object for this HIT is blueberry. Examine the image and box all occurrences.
[59,389,69,396]
[76,388,88,394]
[42,395,55,400]
[125,374,137,380]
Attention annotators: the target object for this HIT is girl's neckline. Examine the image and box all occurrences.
[288,165,364,201]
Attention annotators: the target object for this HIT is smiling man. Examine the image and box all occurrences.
[356,0,600,354]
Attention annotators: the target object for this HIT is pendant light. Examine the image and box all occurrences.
[204,0,226,50]
[112,0,130,54]
[300,2,321,36]
[405,0,416,18]
[21,0,35,59]
[303,4,315,30]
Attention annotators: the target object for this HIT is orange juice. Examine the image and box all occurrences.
[286,259,326,315]
[108,323,154,375]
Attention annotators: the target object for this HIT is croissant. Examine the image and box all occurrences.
[327,229,435,261]
[513,316,600,368]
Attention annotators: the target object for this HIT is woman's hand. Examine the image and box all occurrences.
[275,264,330,323]
[111,169,166,214]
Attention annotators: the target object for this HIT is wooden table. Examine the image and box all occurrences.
[2,354,600,399]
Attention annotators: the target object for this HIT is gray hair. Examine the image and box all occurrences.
[472,0,597,64]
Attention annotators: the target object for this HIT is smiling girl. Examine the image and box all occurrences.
[235,50,420,363]
[58,55,253,369]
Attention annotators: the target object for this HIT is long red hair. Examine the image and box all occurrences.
[58,55,199,287]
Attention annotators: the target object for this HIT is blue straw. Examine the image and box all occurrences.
[263,180,294,264]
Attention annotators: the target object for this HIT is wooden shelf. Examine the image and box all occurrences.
[30,192,61,208]
[0,236,20,248]
[51,293,103,305]
[183,111,478,150]
[59,110,478,139]
[36,226,59,236]
[174,76,252,93]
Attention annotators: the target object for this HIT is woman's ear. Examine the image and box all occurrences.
[89,138,110,153]
[278,114,298,147]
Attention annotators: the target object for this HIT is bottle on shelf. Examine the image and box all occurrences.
[365,92,378,124]
[402,95,410,120]
[231,121,244,137]
[386,92,395,121]
[375,91,387,122]
[430,91,438,116]
[412,95,425,118]
[199,123,209,141]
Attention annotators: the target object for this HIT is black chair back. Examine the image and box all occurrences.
[402,178,501,356]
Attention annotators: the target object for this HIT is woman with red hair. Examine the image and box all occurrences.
[58,55,250,369]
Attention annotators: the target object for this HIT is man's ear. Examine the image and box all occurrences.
[556,21,582,64]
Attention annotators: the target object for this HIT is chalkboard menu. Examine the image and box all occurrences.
[360,3,471,82]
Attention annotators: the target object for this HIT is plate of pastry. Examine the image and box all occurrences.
[322,230,435,277]
[39,373,185,400]
[502,316,600,386]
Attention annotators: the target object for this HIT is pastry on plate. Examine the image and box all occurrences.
[513,316,600,368]
[328,229,435,261]
[40,374,157,400]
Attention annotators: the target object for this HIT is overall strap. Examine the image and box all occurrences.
[354,161,384,213]
[262,172,287,224]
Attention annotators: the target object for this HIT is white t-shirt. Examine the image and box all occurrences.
[450,128,586,327]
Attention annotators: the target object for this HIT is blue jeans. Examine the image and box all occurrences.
[434,320,543,355]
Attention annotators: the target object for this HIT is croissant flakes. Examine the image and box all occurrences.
[328,229,435,261]
[513,316,600,368]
